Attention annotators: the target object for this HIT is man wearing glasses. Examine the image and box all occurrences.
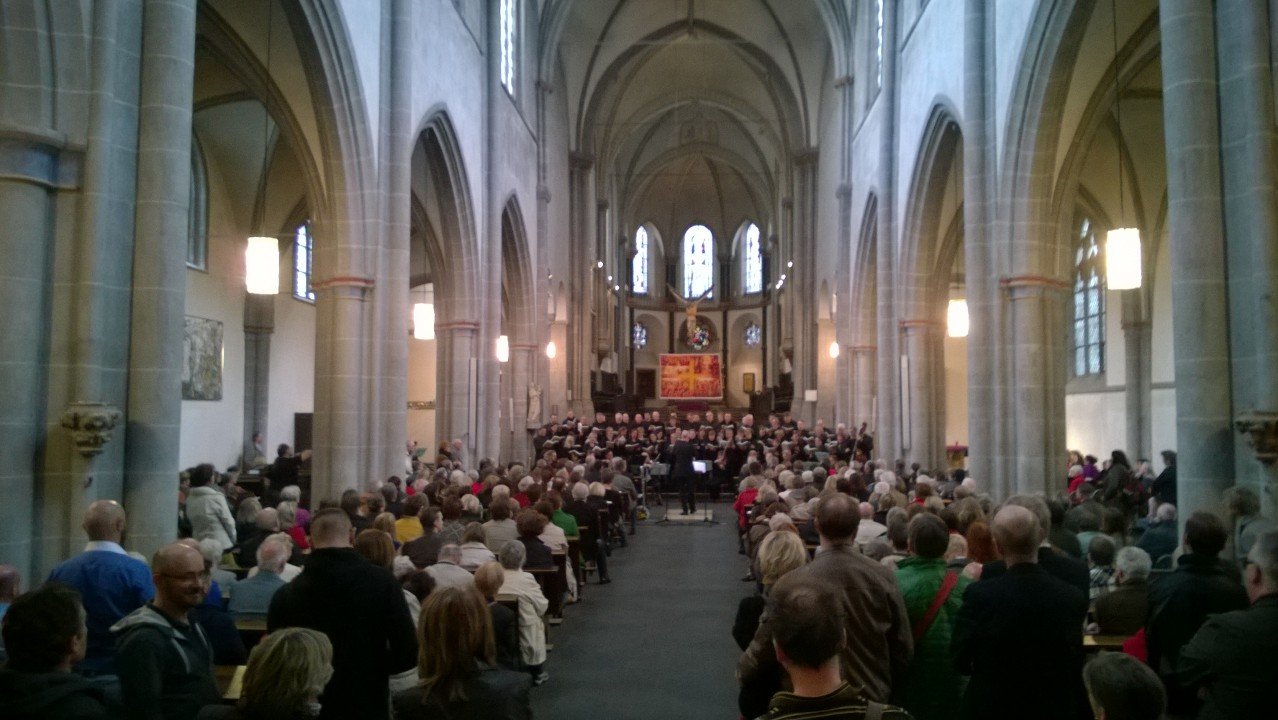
[112,543,220,720]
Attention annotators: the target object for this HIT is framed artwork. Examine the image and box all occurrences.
[182,316,223,401]
[742,372,756,394]
[658,353,723,399]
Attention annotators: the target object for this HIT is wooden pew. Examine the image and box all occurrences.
[233,616,267,649]
[1083,634,1130,653]
[215,664,246,703]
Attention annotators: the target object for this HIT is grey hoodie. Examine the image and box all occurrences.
[111,605,220,720]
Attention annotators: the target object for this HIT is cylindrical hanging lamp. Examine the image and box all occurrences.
[245,236,279,295]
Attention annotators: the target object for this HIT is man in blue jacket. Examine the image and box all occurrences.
[48,500,155,674]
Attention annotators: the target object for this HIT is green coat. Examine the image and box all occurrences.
[894,556,970,720]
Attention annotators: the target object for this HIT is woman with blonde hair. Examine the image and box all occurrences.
[198,627,333,719]
[732,529,809,719]
[392,586,531,720]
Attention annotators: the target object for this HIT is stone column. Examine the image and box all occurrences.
[509,344,534,464]
[815,318,837,423]
[1004,277,1068,496]
[567,153,595,417]
[548,318,568,419]
[793,150,819,424]
[242,295,273,464]
[901,320,942,468]
[0,129,61,579]
[876,0,902,460]
[435,322,479,466]
[963,0,997,486]
[311,279,370,501]
[123,0,197,557]
[852,345,877,429]
[1217,0,1278,500]
[1123,319,1151,460]
[1160,0,1235,521]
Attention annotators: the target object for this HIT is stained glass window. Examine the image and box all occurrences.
[875,0,884,89]
[632,226,649,295]
[744,322,762,347]
[683,224,714,299]
[1073,216,1104,376]
[632,322,648,349]
[743,223,762,294]
[293,222,315,302]
[187,143,207,270]
[500,0,516,97]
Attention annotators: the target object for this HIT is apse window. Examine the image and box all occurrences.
[743,223,763,294]
[683,224,714,299]
[187,144,208,271]
[500,0,516,97]
[744,322,762,348]
[294,222,315,302]
[1072,216,1104,376]
[632,226,649,295]
[874,0,884,90]
[632,321,648,349]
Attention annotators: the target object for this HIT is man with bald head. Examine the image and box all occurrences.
[48,500,155,674]
[952,504,1088,719]
[112,543,219,720]
[976,493,1090,596]
[269,507,416,720]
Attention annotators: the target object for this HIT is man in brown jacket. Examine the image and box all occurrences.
[738,493,912,705]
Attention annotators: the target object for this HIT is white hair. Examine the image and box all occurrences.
[257,537,290,574]
[1115,546,1152,583]
[518,476,535,492]
[491,484,511,500]
[498,540,526,570]
[1155,503,1177,522]
[874,481,891,496]
[768,513,794,532]
[461,494,481,513]
[278,485,301,503]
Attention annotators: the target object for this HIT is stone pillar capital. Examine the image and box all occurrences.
[1236,411,1278,464]
[61,401,123,458]
[1000,275,1069,298]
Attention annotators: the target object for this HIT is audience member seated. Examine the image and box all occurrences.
[977,494,1090,596]
[1047,497,1083,559]
[233,499,263,552]
[1135,502,1179,564]
[460,523,498,570]
[1081,652,1166,720]
[439,497,467,546]
[895,513,971,720]
[114,543,222,720]
[339,490,372,534]
[1093,546,1152,636]
[403,507,447,568]
[483,500,520,555]
[733,530,808,719]
[235,508,280,570]
[277,502,310,552]
[760,576,911,720]
[533,501,568,553]
[48,499,155,674]
[515,509,554,569]
[953,504,1089,720]
[1150,515,1255,717]
[1176,529,1278,719]
[1087,534,1116,601]
[853,502,887,549]
[197,627,334,720]
[176,539,247,666]
[395,495,427,544]
[245,534,302,582]
[475,562,521,671]
[427,544,476,591]
[564,482,610,584]
[392,586,532,720]
[196,539,237,605]
[268,508,417,720]
[739,494,910,707]
[496,541,549,686]
[279,485,310,530]
[547,492,579,539]
[230,536,291,618]
[0,583,116,719]
[186,464,238,554]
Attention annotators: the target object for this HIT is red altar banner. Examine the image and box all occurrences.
[658,353,723,400]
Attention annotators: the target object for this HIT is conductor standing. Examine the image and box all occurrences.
[671,429,698,515]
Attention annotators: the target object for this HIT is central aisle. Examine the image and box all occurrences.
[531,503,748,719]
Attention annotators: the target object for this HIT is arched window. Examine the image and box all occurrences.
[682,224,714,299]
[187,141,208,270]
[742,223,763,294]
[293,222,315,302]
[744,322,762,348]
[500,0,517,97]
[874,0,885,90]
[1073,216,1104,376]
[631,321,648,349]
[632,226,649,295]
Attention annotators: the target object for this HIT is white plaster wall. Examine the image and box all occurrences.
[267,248,316,453]
[1149,387,1177,467]
[337,0,382,165]
[993,0,1041,174]
[406,337,437,449]
[1104,288,1126,387]
[1065,390,1127,458]
[943,334,968,446]
[1151,235,1175,382]
[181,213,246,470]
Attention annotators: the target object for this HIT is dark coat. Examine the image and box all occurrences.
[268,547,417,720]
[952,563,1089,720]
[112,605,221,720]
[490,601,521,671]
[1048,527,1083,559]
[979,546,1090,599]
[1093,578,1149,636]
[518,536,554,569]
[1177,594,1278,720]
[670,440,697,478]
[1147,553,1248,715]
[0,670,114,720]
[402,531,446,568]
[391,666,532,720]
[1135,522,1179,563]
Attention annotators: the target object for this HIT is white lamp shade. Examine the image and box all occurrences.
[828,340,841,359]
[412,303,435,340]
[1106,227,1142,290]
[545,340,557,359]
[245,236,279,295]
[947,298,970,338]
[496,334,510,363]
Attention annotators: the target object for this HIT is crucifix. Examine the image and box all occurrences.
[667,283,712,337]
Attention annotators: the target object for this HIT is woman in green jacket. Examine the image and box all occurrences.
[894,513,971,720]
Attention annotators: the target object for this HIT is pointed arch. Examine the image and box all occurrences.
[411,110,480,325]
[501,195,536,345]
[900,104,964,320]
